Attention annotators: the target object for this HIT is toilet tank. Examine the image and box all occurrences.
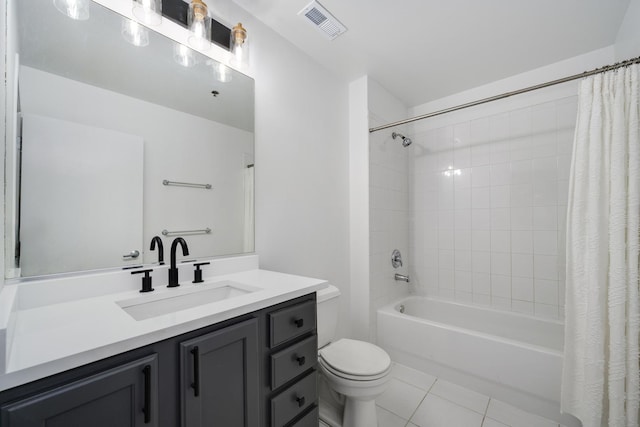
[316,284,341,348]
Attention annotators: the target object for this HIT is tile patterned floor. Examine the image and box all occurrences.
[373,363,566,427]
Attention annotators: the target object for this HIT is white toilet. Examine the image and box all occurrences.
[316,285,392,427]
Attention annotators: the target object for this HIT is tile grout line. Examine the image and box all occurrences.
[403,377,439,427]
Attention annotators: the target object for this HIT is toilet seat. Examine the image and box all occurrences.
[319,338,391,381]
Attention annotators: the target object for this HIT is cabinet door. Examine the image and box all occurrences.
[180,318,260,427]
[0,354,158,427]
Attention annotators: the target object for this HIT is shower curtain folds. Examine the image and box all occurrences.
[562,63,639,427]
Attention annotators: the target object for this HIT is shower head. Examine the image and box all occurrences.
[392,132,412,147]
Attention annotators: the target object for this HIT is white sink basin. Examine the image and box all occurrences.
[117,280,260,321]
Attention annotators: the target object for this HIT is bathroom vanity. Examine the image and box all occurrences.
[0,256,326,427]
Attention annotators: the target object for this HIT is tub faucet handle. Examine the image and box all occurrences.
[391,249,403,268]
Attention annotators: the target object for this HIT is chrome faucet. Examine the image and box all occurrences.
[150,236,164,265]
[168,237,189,288]
[394,273,410,283]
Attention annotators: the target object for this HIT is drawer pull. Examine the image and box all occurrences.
[293,318,304,328]
[191,346,200,397]
[142,365,151,424]
[295,355,306,366]
[295,395,306,407]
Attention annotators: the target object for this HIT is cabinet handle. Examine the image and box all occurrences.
[142,365,151,424]
[293,318,304,328]
[295,395,306,407]
[295,355,306,366]
[191,346,200,397]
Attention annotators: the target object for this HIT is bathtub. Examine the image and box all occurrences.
[377,297,579,426]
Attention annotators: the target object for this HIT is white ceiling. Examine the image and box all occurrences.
[233,0,631,107]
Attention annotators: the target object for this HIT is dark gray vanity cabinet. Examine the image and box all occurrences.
[0,293,319,427]
[180,318,260,427]
[0,355,158,427]
[263,299,319,427]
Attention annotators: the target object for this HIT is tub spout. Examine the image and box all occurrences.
[394,273,410,283]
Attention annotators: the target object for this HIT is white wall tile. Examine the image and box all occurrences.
[408,95,575,316]
[511,230,533,253]
[472,187,492,209]
[491,208,511,230]
[490,186,511,208]
[512,276,534,301]
[491,253,511,276]
[454,228,471,248]
[472,230,491,251]
[511,207,533,230]
[455,251,472,271]
[491,163,511,186]
[439,250,455,270]
[512,253,534,278]
[534,254,558,280]
[472,251,491,274]
[491,230,511,252]
[533,230,558,255]
[510,159,533,185]
[510,183,533,207]
[472,166,491,187]
[472,208,491,229]
[534,279,559,305]
[455,209,472,230]
[473,272,491,295]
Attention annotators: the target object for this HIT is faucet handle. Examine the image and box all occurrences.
[192,262,210,284]
[132,269,154,293]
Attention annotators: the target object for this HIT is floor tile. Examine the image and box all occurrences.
[483,418,510,427]
[411,394,484,427]
[377,378,427,420]
[430,379,490,414]
[376,406,409,427]
[391,363,437,392]
[486,399,558,427]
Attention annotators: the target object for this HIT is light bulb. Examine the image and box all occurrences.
[132,0,162,26]
[230,23,249,68]
[53,0,90,20]
[122,18,149,47]
[187,0,211,51]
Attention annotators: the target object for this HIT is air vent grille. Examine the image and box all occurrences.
[298,1,347,40]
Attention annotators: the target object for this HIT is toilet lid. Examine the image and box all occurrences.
[319,338,391,377]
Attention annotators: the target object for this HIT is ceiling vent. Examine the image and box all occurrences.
[298,1,347,40]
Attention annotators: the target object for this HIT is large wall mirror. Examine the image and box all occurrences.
[4,0,255,278]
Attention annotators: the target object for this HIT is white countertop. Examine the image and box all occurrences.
[0,257,328,391]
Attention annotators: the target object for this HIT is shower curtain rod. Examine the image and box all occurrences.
[369,55,640,133]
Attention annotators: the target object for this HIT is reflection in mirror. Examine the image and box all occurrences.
[4,0,255,278]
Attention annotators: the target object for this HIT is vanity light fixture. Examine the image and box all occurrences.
[187,0,211,51]
[132,0,162,26]
[174,43,197,67]
[122,18,149,47]
[230,22,249,68]
[53,0,90,20]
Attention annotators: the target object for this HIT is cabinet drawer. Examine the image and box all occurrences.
[270,371,317,427]
[290,406,319,427]
[269,300,316,348]
[271,335,317,390]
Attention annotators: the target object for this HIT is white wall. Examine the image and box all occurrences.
[349,76,370,341]
[615,0,640,61]
[0,0,7,292]
[405,47,614,318]
[227,6,352,338]
[19,66,253,267]
[367,78,411,341]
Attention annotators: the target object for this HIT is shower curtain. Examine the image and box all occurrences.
[562,64,639,427]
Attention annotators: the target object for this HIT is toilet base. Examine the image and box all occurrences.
[343,397,378,427]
